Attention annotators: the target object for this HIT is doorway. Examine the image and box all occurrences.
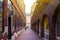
[41,15,49,40]
[44,16,49,40]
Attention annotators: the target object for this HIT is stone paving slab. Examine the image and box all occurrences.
[15,28,41,40]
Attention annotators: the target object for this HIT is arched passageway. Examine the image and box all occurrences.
[41,15,49,40]
[52,4,60,40]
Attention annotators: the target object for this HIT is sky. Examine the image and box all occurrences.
[24,0,36,15]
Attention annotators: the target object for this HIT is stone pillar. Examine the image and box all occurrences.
[39,21,41,36]
[49,20,56,40]
[36,20,39,34]
[36,22,38,34]
[3,0,8,27]
[41,20,44,38]
[37,19,39,34]
[3,0,8,40]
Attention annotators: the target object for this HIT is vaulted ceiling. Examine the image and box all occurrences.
[31,0,51,23]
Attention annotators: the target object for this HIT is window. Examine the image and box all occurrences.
[0,0,3,32]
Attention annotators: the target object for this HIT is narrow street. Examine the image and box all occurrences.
[0,0,60,40]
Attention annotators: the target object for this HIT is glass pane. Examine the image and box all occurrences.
[8,0,12,32]
[8,0,12,17]
[0,0,3,32]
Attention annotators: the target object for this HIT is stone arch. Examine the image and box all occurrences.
[41,15,49,40]
[52,4,60,40]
